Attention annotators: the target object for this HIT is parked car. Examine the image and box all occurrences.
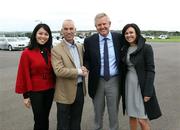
[141,34,155,39]
[158,35,169,39]
[17,37,30,47]
[0,37,26,51]
[53,38,61,46]
[74,36,84,44]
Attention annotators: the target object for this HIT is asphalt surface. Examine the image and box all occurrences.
[0,42,180,130]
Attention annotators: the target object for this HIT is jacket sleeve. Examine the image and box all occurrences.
[51,47,78,79]
[144,44,155,97]
[15,50,32,94]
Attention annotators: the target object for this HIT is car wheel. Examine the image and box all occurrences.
[8,45,13,51]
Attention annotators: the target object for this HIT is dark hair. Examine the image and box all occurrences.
[121,23,141,44]
[28,23,52,51]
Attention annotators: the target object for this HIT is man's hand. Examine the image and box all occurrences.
[81,66,88,77]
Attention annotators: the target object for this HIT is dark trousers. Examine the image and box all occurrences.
[29,88,54,130]
[56,83,84,130]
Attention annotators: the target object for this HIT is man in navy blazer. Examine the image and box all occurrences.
[83,13,123,130]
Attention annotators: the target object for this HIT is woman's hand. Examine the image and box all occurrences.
[23,98,31,108]
[144,96,151,102]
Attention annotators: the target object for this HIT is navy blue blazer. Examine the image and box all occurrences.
[83,32,123,99]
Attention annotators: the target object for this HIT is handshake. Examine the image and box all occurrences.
[79,66,88,77]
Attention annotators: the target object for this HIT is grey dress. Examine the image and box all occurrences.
[125,46,147,119]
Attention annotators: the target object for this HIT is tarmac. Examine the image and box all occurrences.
[0,42,180,130]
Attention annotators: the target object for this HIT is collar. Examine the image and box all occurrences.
[63,38,76,48]
[99,32,112,42]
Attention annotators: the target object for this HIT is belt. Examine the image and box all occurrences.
[100,74,119,79]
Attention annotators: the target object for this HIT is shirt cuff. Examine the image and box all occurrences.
[23,92,29,99]
[78,68,83,75]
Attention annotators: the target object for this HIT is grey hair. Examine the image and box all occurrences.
[94,12,110,25]
[62,19,75,28]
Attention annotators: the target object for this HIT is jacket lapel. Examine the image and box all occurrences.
[94,35,101,65]
[61,42,76,67]
[76,44,83,66]
[111,33,120,64]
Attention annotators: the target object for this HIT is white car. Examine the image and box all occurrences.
[53,38,61,46]
[74,36,84,44]
[0,37,26,51]
[141,34,155,39]
[158,35,169,39]
[17,37,30,47]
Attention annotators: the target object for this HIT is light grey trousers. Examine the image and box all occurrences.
[93,76,121,130]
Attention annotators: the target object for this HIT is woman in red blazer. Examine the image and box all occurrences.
[15,23,55,130]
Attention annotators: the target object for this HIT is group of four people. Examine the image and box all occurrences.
[15,12,161,130]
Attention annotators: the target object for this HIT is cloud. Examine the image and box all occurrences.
[0,0,180,31]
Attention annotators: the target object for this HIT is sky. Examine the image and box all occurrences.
[0,0,180,32]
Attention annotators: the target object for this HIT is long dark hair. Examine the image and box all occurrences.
[121,23,142,45]
[28,23,52,52]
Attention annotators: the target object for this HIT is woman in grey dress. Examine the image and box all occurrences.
[120,23,162,130]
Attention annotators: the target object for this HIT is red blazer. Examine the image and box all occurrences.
[15,48,55,94]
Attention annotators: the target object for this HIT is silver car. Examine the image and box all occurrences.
[0,37,26,51]
[17,37,30,47]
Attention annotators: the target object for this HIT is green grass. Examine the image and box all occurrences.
[146,36,180,42]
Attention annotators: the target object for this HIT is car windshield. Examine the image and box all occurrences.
[19,37,29,40]
[7,38,18,42]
